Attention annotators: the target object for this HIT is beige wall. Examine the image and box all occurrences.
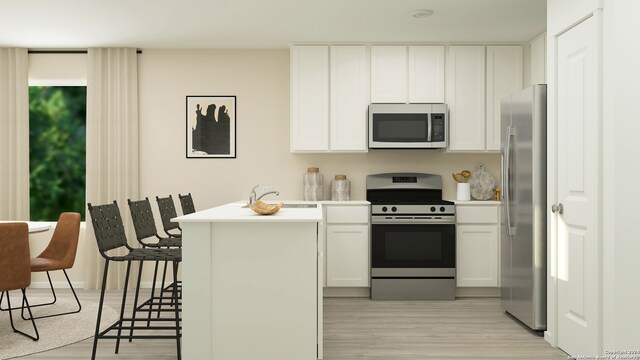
[138,49,500,208]
[32,49,500,288]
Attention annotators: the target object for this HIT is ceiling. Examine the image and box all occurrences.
[0,0,546,49]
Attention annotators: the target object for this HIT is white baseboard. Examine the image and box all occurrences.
[29,281,85,289]
[544,331,555,346]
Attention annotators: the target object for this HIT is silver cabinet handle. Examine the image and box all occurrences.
[551,203,564,214]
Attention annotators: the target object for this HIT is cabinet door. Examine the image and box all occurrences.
[408,46,445,103]
[370,46,407,103]
[447,46,486,151]
[326,225,369,287]
[486,46,523,151]
[290,46,329,151]
[456,224,498,287]
[330,46,369,151]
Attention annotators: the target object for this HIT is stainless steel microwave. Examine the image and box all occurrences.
[368,103,448,149]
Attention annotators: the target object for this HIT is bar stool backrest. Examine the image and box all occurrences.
[156,195,180,233]
[87,201,130,256]
[128,198,159,242]
[178,193,195,215]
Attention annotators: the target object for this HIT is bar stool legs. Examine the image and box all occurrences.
[172,261,181,360]
[91,260,110,360]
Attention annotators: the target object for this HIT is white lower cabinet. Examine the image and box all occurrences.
[455,203,499,287]
[325,205,370,287]
[326,225,369,287]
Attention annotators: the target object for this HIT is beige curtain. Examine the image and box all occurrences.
[0,48,29,220]
[84,48,140,290]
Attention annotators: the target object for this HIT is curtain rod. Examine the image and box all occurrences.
[28,50,143,54]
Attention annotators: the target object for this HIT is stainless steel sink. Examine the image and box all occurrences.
[242,203,318,208]
[282,203,317,208]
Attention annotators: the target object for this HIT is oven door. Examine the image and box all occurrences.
[369,112,431,148]
[371,223,455,271]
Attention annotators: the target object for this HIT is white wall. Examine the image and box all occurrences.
[602,0,640,350]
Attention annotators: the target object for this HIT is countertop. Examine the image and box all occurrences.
[173,200,369,223]
[450,200,501,205]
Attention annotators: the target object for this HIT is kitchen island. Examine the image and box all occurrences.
[174,202,324,360]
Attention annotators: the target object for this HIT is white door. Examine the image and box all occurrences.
[556,15,600,356]
[456,224,498,287]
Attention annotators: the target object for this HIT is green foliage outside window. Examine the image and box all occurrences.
[29,86,86,221]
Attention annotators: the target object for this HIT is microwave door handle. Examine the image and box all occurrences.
[427,113,432,142]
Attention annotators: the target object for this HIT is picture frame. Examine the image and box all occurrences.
[186,95,236,158]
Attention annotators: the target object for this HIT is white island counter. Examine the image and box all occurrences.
[174,202,324,360]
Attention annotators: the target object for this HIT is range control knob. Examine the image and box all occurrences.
[391,206,397,212]
[430,206,436,212]
[382,206,388,212]
[440,206,446,212]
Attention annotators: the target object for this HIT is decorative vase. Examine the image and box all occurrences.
[469,164,496,200]
[457,183,471,201]
[303,167,323,201]
[331,175,350,201]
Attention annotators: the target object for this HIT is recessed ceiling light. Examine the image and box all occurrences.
[410,9,434,18]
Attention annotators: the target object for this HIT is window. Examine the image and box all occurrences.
[29,86,86,221]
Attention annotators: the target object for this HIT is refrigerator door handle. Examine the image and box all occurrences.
[505,126,514,236]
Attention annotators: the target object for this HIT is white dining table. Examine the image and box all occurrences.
[0,221,52,234]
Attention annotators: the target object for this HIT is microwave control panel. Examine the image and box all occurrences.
[431,114,445,142]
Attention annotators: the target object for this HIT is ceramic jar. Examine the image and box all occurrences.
[330,175,351,201]
[303,167,323,201]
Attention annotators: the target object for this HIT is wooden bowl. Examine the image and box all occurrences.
[249,200,283,215]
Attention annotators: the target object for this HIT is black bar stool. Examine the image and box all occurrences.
[128,197,182,329]
[178,193,195,215]
[87,201,182,360]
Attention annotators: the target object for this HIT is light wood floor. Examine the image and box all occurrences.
[16,289,566,359]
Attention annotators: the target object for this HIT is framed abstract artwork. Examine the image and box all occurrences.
[186,95,236,158]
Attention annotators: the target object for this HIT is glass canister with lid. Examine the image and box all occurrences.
[330,175,350,201]
[303,167,323,201]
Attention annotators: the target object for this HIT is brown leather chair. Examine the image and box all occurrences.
[0,222,39,340]
[26,212,82,320]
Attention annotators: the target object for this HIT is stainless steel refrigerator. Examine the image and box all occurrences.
[500,84,547,331]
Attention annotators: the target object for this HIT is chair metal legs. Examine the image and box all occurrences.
[172,261,181,360]
[2,289,39,341]
[18,270,82,320]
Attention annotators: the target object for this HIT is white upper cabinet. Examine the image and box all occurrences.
[447,46,486,151]
[408,46,445,103]
[330,46,369,151]
[486,46,523,151]
[370,45,445,104]
[370,46,407,103]
[290,45,368,152]
[530,34,546,85]
[290,46,329,151]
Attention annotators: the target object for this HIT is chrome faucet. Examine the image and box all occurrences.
[249,185,280,207]
[257,190,280,201]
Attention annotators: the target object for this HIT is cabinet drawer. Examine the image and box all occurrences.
[456,206,499,224]
[326,206,369,224]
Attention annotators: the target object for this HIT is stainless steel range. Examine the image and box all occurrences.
[367,173,456,300]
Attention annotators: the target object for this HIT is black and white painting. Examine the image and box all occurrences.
[186,95,236,158]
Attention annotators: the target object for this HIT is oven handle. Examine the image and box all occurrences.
[427,113,432,142]
[371,217,456,225]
